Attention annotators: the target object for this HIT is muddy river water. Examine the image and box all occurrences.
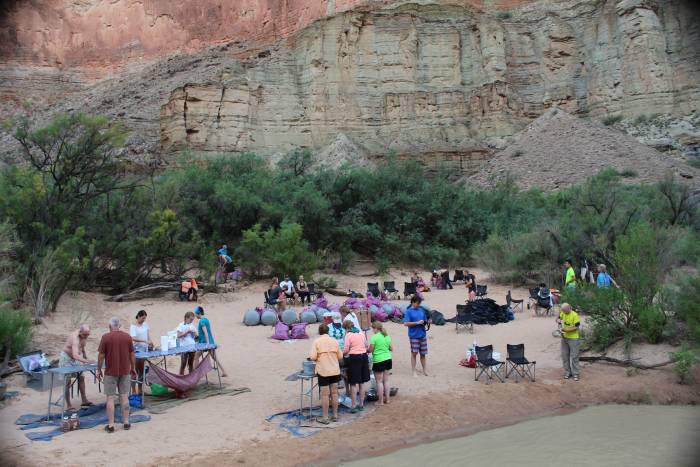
[344,405,700,467]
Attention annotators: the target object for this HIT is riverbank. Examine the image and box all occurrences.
[0,268,698,466]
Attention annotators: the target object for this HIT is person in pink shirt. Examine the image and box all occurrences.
[342,320,370,413]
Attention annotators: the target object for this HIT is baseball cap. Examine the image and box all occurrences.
[331,312,342,324]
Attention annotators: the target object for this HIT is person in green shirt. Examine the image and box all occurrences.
[557,303,581,381]
[564,260,577,289]
[368,321,393,406]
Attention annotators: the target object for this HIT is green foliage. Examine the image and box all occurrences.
[237,223,317,278]
[688,156,700,169]
[634,114,648,125]
[497,11,512,19]
[602,114,623,126]
[669,342,696,384]
[663,269,700,343]
[0,305,33,369]
[316,276,338,289]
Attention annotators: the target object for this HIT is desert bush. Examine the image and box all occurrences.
[315,276,338,289]
[237,223,318,278]
[669,342,696,384]
[497,11,512,19]
[602,114,623,126]
[0,305,33,375]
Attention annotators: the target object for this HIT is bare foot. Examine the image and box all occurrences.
[412,372,418,378]
[220,373,228,378]
[422,370,429,376]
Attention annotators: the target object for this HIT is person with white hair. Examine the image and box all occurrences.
[59,324,95,411]
[97,316,136,433]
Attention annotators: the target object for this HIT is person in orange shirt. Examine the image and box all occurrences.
[309,323,343,424]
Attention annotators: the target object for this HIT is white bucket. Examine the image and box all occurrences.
[160,336,169,352]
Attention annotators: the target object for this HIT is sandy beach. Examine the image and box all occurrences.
[1,268,698,467]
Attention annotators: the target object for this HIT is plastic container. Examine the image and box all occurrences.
[160,336,169,352]
[150,383,169,396]
[302,360,316,376]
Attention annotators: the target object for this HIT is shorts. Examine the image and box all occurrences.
[372,359,392,372]
[346,354,370,385]
[409,337,428,355]
[104,375,130,395]
[59,351,80,368]
[317,374,340,387]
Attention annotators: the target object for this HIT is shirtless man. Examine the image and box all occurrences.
[60,324,95,410]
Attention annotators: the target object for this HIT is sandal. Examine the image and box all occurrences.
[316,417,330,425]
[349,407,358,414]
[573,375,580,382]
[563,374,571,380]
[123,423,131,430]
[104,425,115,433]
[331,416,339,422]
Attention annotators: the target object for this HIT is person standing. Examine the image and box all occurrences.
[557,303,581,381]
[97,317,136,433]
[309,323,343,425]
[403,296,429,377]
[596,264,618,289]
[564,260,577,289]
[342,320,370,413]
[129,310,153,395]
[464,270,477,302]
[193,306,227,377]
[176,311,198,375]
[368,321,393,406]
[59,325,95,411]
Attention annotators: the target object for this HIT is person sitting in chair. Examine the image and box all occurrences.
[280,275,297,303]
[531,283,553,316]
[296,275,310,304]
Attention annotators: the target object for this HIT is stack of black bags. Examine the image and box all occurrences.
[467,299,509,325]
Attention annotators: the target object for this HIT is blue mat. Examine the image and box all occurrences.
[15,403,150,441]
[266,404,355,438]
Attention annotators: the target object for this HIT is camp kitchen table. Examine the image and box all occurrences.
[296,372,318,424]
[46,364,99,421]
[135,343,222,404]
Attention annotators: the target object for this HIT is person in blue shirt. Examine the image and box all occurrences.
[217,244,228,257]
[194,306,228,377]
[596,264,618,289]
[403,296,430,377]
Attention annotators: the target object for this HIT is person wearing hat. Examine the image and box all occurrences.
[194,306,227,377]
[328,312,347,351]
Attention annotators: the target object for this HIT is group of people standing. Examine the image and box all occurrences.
[308,296,430,424]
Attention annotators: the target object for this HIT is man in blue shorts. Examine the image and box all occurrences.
[403,296,429,377]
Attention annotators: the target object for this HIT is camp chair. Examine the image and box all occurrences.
[453,269,465,283]
[475,285,488,300]
[505,344,536,382]
[474,345,505,384]
[455,304,474,333]
[528,288,553,317]
[263,290,278,307]
[367,282,380,298]
[383,281,399,300]
[506,290,524,313]
[403,281,417,299]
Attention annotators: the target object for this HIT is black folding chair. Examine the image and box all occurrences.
[307,283,319,301]
[475,285,488,300]
[506,290,524,313]
[263,290,278,307]
[367,282,380,298]
[505,344,536,382]
[403,282,417,299]
[474,345,505,384]
[453,269,465,283]
[455,304,474,333]
[383,281,399,300]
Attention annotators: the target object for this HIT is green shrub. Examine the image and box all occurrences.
[237,223,318,278]
[669,342,696,384]
[602,114,623,126]
[497,11,512,19]
[0,305,33,373]
[315,276,337,289]
[634,114,648,125]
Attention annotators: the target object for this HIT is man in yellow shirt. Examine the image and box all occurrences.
[564,260,577,289]
[557,303,581,381]
[309,323,343,424]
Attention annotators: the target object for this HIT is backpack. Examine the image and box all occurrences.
[430,310,446,326]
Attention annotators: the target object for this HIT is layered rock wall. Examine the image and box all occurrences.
[1,0,699,173]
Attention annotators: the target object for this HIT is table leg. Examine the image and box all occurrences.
[60,374,67,420]
[212,352,223,391]
[47,373,54,421]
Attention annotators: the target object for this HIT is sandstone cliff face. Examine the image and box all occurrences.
[2,0,699,174]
